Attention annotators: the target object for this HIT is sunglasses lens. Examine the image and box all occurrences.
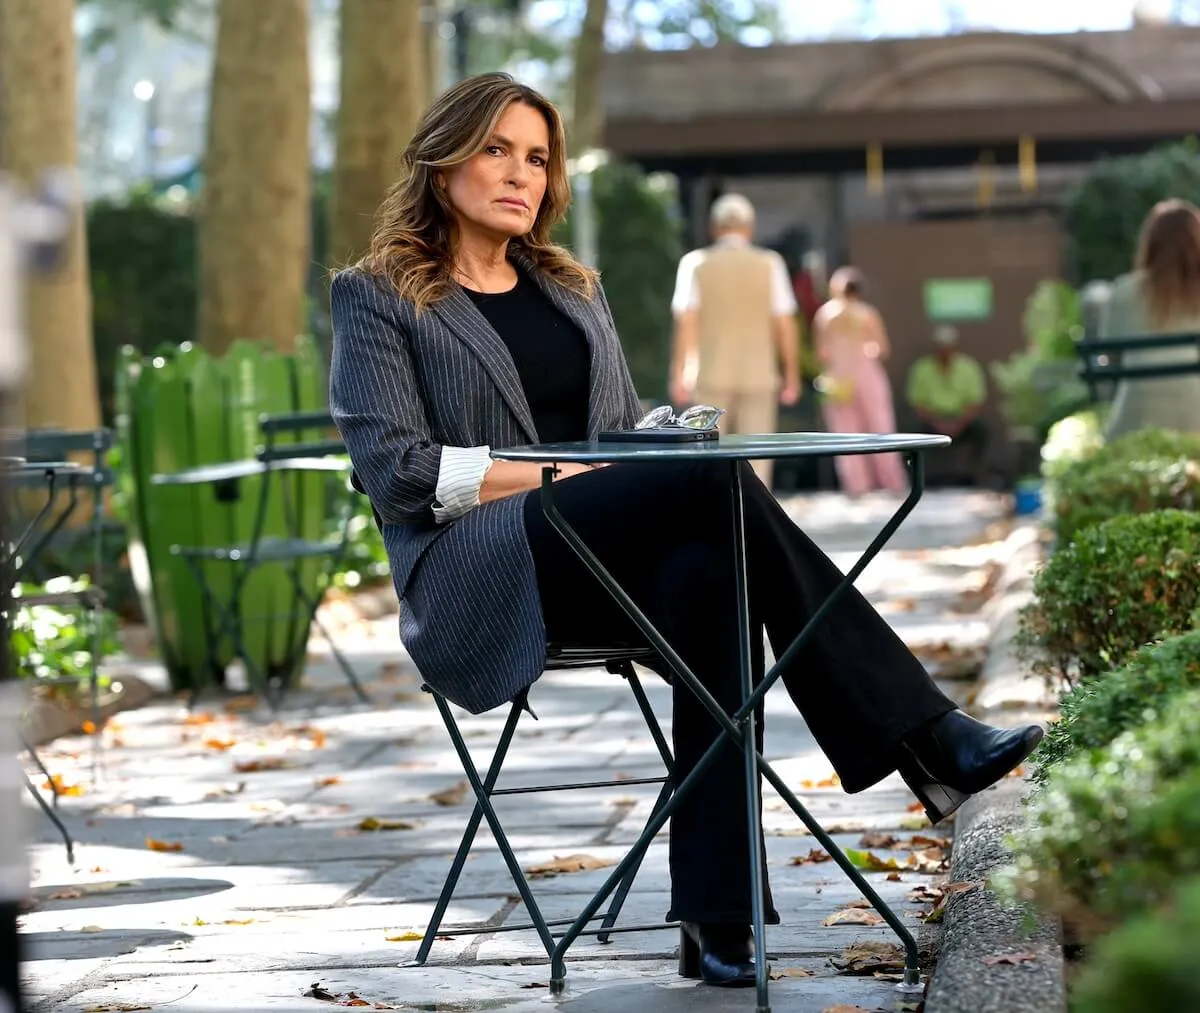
[635,405,675,430]
[677,405,725,430]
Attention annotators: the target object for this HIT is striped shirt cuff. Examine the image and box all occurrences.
[433,445,494,524]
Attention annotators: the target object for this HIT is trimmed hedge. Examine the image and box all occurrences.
[1031,631,1200,786]
[1072,875,1200,1013]
[1050,429,1200,545]
[1005,689,1200,937]
[1014,510,1200,690]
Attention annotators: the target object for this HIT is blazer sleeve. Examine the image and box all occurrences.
[329,269,443,526]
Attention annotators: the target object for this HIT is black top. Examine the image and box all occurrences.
[464,272,591,443]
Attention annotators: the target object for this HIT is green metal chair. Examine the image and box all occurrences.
[166,411,371,708]
[414,646,678,964]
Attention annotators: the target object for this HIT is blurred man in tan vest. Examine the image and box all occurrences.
[669,193,801,487]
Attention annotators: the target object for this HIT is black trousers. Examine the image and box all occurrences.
[522,460,955,924]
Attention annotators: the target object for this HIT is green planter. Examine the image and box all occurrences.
[113,337,328,693]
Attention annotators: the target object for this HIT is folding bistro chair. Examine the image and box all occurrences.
[414,645,677,964]
[20,428,114,771]
[165,411,370,708]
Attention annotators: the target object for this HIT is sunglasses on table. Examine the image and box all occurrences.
[634,404,726,432]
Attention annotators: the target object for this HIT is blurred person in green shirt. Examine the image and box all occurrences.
[906,325,989,483]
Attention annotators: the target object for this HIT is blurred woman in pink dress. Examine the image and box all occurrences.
[813,267,908,496]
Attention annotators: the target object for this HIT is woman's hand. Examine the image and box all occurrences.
[479,459,598,504]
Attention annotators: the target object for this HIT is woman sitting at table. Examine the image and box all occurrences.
[329,72,1042,989]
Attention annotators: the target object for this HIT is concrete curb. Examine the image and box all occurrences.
[924,518,1067,1013]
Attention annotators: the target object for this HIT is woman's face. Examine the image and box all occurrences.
[442,101,550,243]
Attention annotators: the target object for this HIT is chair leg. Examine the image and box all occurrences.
[415,696,525,965]
[23,770,74,865]
[597,778,674,943]
[597,664,675,943]
[19,733,60,810]
[423,692,557,961]
[294,579,371,705]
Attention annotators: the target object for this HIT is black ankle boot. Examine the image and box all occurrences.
[898,710,1044,824]
[678,921,761,987]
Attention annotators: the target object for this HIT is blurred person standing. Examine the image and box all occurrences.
[669,193,801,486]
[1100,199,1200,439]
[905,325,989,484]
[812,267,907,497]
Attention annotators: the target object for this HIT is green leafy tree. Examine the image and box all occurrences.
[1066,139,1200,284]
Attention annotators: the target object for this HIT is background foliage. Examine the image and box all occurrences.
[1065,139,1200,284]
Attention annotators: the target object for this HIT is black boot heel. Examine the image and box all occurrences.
[678,921,759,987]
[898,752,970,825]
[678,926,701,979]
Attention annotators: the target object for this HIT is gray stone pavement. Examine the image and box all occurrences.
[18,490,1013,1013]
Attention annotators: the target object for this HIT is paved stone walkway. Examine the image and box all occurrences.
[19,491,1011,1013]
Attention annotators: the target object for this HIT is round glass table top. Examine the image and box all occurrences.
[492,432,950,464]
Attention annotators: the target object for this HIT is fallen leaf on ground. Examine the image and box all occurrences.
[790,848,832,866]
[845,848,903,872]
[145,837,184,853]
[41,774,85,797]
[89,866,107,874]
[858,832,898,849]
[81,720,97,735]
[428,780,469,806]
[845,899,872,909]
[520,983,548,989]
[1008,765,1026,778]
[358,817,416,832]
[897,834,950,850]
[204,738,236,751]
[822,908,884,927]
[182,711,219,726]
[80,925,104,933]
[526,854,615,877]
[823,822,866,834]
[304,982,339,1001]
[905,802,925,813]
[315,776,341,788]
[770,968,815,979]
[906,847,949,873]
[899,813,932,830]
[223,918,254,925]
[822,1005,879,1012]
[829,941,906,975]
[203,782,246,800]
[906,885,944,904]
[49,888,84,900]
[384,930,423,942]
[800,774,842,789]
[223,696,259,713]
[982,951,1038,966]
[82,1005,151,1012]
[886,872,903,882]
[233,757,296,773]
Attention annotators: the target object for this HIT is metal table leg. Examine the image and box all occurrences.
[538,453,930,1011]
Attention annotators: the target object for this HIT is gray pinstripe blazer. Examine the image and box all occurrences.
[329,254,642,714]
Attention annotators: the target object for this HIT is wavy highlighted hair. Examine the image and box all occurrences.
[1135,199,1200,328]
[357,72,594,310]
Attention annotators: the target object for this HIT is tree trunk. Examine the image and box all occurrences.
[0,0,100,432]
[571,0,609,156]
[330,0,425,269]
[198,0,310,356]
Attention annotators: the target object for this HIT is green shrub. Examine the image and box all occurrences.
[1004,690,1200,937]
[1071,876,1200,1013]
[1051,428,1200,545]
[1032,631,1200,786]
[1014,510,1200,690]
[9,577,119,682]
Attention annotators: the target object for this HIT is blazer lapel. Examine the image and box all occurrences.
[430,284,539,443]
[514,253,611,438]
